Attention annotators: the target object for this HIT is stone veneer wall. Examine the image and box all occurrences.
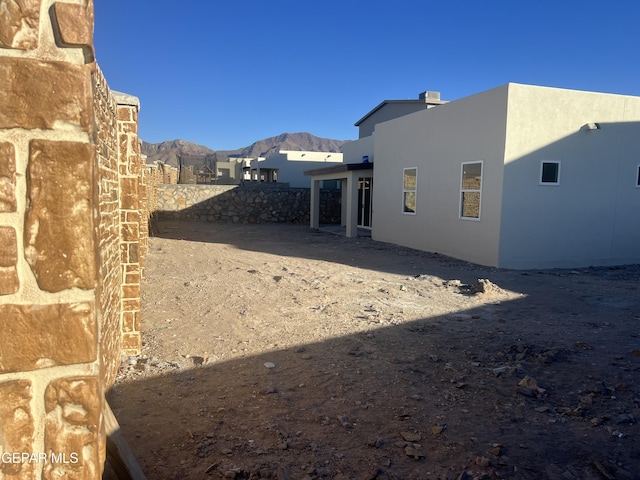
[94,68,125,394]
[115,93,145,356]
[143,162,179,218]
[0,2,146,478]
[156,184,342,224]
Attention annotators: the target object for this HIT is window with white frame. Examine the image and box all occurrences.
[403,167,417,214]
[460,161,482,219]
[540,161,560,185]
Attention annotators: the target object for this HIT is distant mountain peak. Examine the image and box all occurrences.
[141,139,214,156]
[239,132,347,159]
[142,132,350,168]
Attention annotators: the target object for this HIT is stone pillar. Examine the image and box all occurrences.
[0,2,143,478]
[114,93,144,355]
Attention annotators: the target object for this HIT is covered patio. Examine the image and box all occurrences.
[305,162,374,238]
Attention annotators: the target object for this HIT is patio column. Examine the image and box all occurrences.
[345,172,359,238]
[340,179,348,227]
[310,179,320,229]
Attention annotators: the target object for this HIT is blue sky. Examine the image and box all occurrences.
[94,1,640,150]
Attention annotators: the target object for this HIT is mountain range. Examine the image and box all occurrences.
[141,132,350,168]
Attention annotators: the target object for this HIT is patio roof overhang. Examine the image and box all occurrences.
[304,162,373,177]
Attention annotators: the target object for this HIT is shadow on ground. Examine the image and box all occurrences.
[105,221,640,480]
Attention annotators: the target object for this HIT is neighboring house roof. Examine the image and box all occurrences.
[354,91,447,127]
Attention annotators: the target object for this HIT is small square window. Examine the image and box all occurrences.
[540,161,560,185]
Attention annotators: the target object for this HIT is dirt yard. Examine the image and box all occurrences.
[105,220,640,480]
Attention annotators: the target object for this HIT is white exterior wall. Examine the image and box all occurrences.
[372,85,509,267]
[342,135,374,164]
[499,84,640,268]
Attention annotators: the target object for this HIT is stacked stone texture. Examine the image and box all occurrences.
[143,165,159,218]
[0,2,146,478]
[115,96,144,354]
[143,162,179,219]
[157,184,342,224]
[94,67,126,389]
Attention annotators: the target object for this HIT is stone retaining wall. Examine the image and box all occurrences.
[156,184,342,224]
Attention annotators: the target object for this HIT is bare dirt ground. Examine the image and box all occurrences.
[105,220,640,480]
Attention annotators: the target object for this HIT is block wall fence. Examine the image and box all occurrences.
[0,1,150,478]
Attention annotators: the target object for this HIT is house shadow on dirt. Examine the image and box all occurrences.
[106,221,640,480]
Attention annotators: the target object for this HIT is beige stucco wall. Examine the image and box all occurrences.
[500,84,640,268]
[372,85,509,267]
[358,102,430,138]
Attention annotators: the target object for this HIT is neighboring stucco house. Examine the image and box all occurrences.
[372,83,640,269]
[213,157,248,184]
[249,150,343,188]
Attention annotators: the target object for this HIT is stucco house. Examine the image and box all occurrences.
[304,91,446,237]
[249,150,343,188]
[308,83,640,269]
[213,156,249,184]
